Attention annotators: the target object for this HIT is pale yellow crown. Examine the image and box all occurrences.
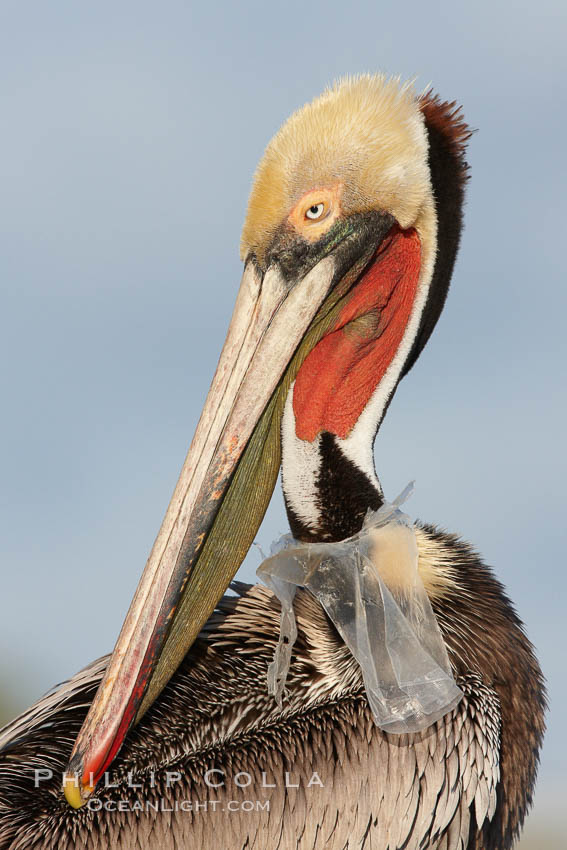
[240,74,435,268]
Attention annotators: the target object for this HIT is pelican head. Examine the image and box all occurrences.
[64,74,470,806]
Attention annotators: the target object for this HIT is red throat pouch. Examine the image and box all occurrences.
[293,226,421,442]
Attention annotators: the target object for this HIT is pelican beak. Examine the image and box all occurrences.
[63,212,393,808]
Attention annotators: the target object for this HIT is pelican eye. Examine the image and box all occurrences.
[305,203,325,220]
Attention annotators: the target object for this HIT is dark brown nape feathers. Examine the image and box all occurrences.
[402,93,473,379]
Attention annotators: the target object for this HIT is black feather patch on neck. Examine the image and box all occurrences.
[285,433,383,543]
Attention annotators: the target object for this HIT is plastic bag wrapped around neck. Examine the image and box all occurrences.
[257,484,463,734]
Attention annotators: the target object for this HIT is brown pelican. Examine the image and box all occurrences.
[0,75,545,849]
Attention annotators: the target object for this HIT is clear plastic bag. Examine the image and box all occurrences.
[257,484,463,733]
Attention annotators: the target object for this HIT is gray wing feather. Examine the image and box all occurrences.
[0,586,501,850]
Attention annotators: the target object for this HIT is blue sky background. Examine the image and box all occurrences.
[1,2,565,843]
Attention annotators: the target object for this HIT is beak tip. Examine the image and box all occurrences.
[63,752,94,809]
[63,775,89,809]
